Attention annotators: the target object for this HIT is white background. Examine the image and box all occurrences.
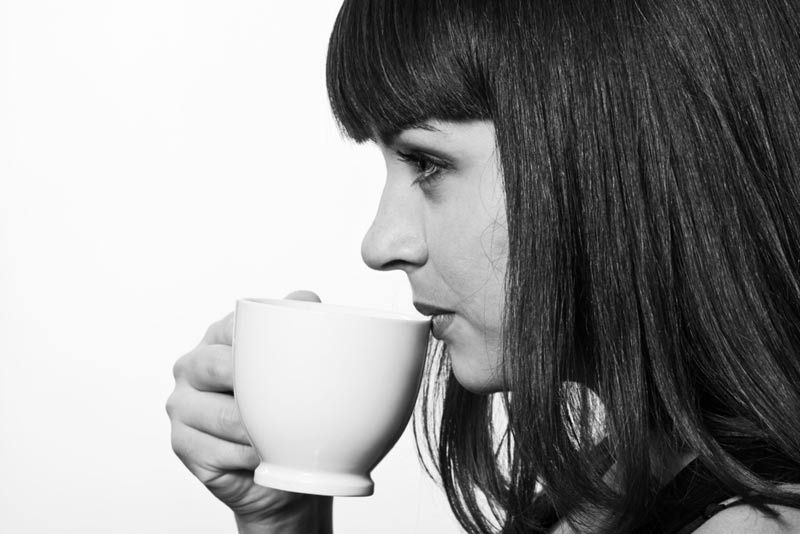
[0,1,464,532]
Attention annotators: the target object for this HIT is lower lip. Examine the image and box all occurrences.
[431,313,455,339]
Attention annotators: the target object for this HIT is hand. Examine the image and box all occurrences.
[166,290,331,529]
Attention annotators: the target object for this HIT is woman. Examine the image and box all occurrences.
[166,0,800,532]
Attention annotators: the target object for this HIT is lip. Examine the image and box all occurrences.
[431,312,455,339]
[413,301,454,317]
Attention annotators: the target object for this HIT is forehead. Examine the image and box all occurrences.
[375,120,496,149]
[374,121,444,147]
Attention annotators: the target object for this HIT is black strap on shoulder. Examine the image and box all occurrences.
[636,458,800,534]
[673,498,746,534]
[633,459,735,533]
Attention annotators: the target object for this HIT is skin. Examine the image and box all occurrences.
[363,119,508,394]
[167,291,333,534]
[363,118,800,534]
[165,119,508,533]
[167,118,800,533]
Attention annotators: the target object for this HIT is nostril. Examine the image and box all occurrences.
[379,259,410,272]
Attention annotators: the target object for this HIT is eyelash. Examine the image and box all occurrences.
[396,150,450,189]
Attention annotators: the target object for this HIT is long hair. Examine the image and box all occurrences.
[326,1,800,532]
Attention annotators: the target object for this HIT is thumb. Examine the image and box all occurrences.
[283,289,322,303]
[205,293,321,348]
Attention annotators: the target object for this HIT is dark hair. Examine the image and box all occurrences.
[326,1,800,532]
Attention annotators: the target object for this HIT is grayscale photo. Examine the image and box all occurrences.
[2,1,800,533]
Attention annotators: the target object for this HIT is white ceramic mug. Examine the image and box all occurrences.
[232,297,431,496]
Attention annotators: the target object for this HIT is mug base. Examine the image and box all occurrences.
[253,462,374,497]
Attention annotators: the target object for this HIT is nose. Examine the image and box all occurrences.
[361,182,427,272]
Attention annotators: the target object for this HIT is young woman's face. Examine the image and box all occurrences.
[361,119,508,394]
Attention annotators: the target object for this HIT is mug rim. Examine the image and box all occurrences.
[237,297,432,325]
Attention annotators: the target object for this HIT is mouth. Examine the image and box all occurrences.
[413,301,456,339]
[430,312,455,339]
[413,301,454,317]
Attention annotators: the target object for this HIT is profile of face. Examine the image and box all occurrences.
[360,119,508,394]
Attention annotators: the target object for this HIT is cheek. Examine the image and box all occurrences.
[481,220,509,278]
[428,212,476,284]
[430,212,508,322]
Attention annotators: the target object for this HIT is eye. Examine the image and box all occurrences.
[396,150,451,190]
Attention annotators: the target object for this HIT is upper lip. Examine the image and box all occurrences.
[413,301,454,317]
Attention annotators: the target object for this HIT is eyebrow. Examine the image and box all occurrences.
[377,122,442,147]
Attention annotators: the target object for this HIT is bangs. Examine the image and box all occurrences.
[326,0,492,143]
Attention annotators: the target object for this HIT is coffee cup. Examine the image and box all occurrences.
[232,297,431,496]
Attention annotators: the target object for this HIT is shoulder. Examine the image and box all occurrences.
[692,487,800,534]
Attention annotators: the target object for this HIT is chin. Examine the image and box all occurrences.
[448,347,506,394]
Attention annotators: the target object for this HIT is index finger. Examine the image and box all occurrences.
[199,311,235,347]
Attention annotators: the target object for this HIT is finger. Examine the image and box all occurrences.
[284,290,322,303]
[170,422,260,484]
[178,344,233,393]
[199,311,235,347]
[176,389,252,446]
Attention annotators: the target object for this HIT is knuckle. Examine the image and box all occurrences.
[165,393,175,418]
[170,425,188,460]
[205,357,222,382]
[165,389,185,421]
[172,356,184,380]
[205,351,231,384]
[172,349,196,380]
